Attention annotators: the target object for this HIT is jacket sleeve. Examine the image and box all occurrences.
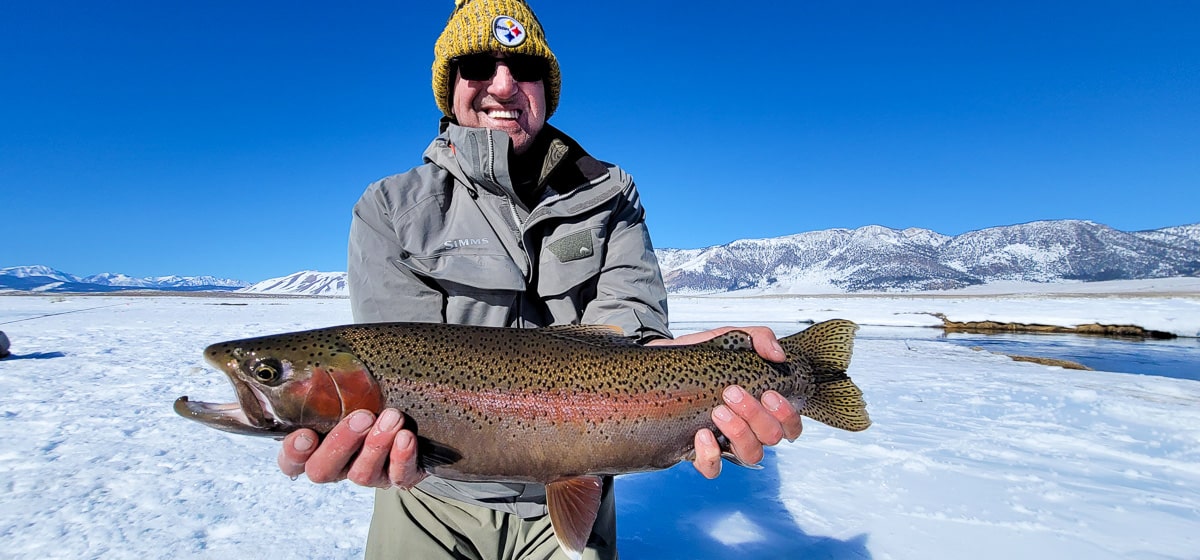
[348,181,445,324]
[581,174,672,343]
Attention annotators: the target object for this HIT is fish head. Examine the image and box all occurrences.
[175,330,384,439]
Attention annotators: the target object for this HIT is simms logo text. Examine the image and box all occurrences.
[444,238,490,249]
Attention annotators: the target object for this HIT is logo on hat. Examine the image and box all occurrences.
[492,16,526,47]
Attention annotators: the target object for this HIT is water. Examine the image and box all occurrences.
[672,321,1200,383]
[936,330,1200,381]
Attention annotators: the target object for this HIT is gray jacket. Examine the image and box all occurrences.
[347,123,670,516]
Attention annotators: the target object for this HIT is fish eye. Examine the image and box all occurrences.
[250,358,284,385]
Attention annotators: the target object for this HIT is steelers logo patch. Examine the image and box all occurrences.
[492,16,526,47]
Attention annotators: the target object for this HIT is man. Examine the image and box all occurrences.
[278,1,803,558]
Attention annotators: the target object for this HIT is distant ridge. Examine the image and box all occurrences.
[239,271,347,296]
[6,220,1198,296]
[0,266,248,294]
[657,220,1200,294]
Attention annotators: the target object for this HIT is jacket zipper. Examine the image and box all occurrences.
[485,130,533,291]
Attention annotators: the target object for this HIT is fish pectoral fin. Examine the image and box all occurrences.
[415,437,463,470]
[546,475,604,560]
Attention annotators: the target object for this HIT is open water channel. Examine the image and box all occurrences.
[673,321,1200,383]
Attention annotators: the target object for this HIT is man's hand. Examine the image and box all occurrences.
[277,408,428,489]
[646,326,804,478]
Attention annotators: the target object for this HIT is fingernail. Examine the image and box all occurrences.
[713,405,733,422]
[771,340,784,358]
[377,409,401,432]
[762,392,783,412]
[349,411,374,433]
[723,386,744,404]
[293,434,314,452]
[395,430,414,449]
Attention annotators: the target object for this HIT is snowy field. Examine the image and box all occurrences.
[1,290,1198,559]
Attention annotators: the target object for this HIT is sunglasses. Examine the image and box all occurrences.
[453,54,549,83]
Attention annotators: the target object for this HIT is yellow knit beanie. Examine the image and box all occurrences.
[433,0,561,118]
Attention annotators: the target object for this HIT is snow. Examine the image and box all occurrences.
[1,289,1197,559]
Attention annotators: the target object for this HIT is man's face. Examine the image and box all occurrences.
[452,54,547,155]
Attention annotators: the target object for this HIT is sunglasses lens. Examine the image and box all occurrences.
[506,55,548,82]
[455,55,548,82]
[457,56,497,81]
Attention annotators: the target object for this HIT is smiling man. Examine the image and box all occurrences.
[276,1,804,559]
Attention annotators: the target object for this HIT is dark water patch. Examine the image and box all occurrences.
[672,321,1200,383]
[938,331,1200,381]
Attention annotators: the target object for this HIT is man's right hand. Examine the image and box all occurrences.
[277,408,428,489]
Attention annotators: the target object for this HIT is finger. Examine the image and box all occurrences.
[388,429,427,489]
[723,385,785,447]
[712,403,764,465]
[762,391,803,441]
[304,409,376,483]
[691,429,722,479]
[346,408,404,488]
[740,326,785,362]
[278,429,318,478]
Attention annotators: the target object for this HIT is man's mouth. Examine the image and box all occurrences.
[486,109,522,120]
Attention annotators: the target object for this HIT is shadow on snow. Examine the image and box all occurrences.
[615,448,871,560]
[1,351,67,361]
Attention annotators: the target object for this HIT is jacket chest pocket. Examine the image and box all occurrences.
[398,250,526,293]
[537,226,604,297]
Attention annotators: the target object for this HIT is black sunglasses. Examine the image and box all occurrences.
[453,54,549,83]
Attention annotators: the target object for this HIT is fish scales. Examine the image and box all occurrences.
[177,319,870,560]
[329,323,812,479]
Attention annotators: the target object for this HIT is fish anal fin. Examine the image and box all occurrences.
[546,475,603,560]
[713,432,764,470]
[700,330,755,352]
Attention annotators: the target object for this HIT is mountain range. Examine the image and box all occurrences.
[0,265,248,293]
[4,220,1198,296]
[657,220,1200,294]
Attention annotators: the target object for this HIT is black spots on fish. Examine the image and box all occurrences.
[782,319,857,374]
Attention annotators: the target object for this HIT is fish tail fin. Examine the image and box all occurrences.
[779,319,871,432]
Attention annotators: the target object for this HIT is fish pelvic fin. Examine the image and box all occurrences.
[546,475,604,560]
[781,319,872,432]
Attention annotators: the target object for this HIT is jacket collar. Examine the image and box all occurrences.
[427,120,608,198]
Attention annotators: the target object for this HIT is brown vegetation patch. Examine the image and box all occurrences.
[967,346,1093,370]
[931,313,1175,339]
[1006,355,1093,370]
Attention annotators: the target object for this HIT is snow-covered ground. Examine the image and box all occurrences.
[1,291,1197,559]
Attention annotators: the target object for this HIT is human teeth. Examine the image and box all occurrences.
[488,110,520,119]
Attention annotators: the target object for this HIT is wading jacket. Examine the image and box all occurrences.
[347,122,671,517]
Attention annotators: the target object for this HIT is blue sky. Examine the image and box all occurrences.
[3,1,1197,282]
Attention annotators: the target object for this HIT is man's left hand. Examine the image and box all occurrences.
[646,326,804,478]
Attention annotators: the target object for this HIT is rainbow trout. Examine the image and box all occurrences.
[175,319,870,558]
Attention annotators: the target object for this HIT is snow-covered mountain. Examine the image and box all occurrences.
[658,220,1200,294]
[7,220,1198,296]
[0,266,249,293]
[239,271,347,296]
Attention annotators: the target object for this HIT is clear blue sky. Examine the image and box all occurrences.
[3,1,1197,282]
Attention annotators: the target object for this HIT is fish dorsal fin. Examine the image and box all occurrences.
[546,475,603,560]
[538,324,637,347]
[700,330,755,351]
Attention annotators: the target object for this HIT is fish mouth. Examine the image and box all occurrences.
[174,376,288,439]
